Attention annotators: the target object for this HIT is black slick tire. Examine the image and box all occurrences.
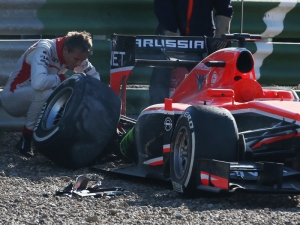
[33,73,121,169]
[170,105,238,194]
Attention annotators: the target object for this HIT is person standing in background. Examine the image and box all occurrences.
[149,0,233,104]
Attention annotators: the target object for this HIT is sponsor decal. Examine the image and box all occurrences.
[196,72,208,92]
[230,164,255,169]
[234,171,244,178]
[211,72,217,86]
[84,66,92,73]
[164,117,172,131]
[182,112,194,129]
[39,54,49,69]
[40,54,49,61]
[38,63,48,69]
[51,57,59,63]
[34,102,47,131]
[231,171,257,177]
[111,51,126,67]
[136,38,204,50]
[40,59,49,66]
[40,59,48,63]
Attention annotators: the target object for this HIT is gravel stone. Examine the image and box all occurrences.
[1,131,300,224]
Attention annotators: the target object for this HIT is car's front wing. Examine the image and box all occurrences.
[197,159,300,194]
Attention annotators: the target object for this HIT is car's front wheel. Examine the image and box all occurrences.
[170,106,239,194]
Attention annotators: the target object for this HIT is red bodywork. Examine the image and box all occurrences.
[171,47,300,126]
[110,44,298,122]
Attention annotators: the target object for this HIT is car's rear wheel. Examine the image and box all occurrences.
[33,73,121,169]
[170,106,239,194]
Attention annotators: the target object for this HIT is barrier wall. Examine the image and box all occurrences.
[0,0,300,130]
[1,0,299,38]
[1,0,300,85]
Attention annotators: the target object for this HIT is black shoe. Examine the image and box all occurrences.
[16,134,34,157]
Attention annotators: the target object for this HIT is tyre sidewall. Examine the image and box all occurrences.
[33,74,86,150]
[170,107,200,193]
[170,105,239,193]
[33,74,121,168]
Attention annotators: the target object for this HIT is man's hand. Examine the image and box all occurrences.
[215,15,231,38]
[74,66,85,73]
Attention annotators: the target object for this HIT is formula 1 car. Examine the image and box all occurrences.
[108,33,300,195]
[33,32,300,195]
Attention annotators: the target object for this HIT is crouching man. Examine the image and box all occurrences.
[1,31,100,157]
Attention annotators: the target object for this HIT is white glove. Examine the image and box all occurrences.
[215,15,231,38]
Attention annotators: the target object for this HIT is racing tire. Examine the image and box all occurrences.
[170,105,238,194]
[33,73,121,169]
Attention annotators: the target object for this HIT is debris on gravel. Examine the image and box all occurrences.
[0,132,300,224]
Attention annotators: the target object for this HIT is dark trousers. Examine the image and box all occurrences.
[149,67,172,104]
[149,24,173,105]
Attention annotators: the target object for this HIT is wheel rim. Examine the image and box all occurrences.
[43,87,73,130]
[173,126,189,180]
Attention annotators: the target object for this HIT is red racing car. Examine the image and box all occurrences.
[33,33,300,195]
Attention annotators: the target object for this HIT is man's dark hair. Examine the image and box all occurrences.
[64,31,92,53]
